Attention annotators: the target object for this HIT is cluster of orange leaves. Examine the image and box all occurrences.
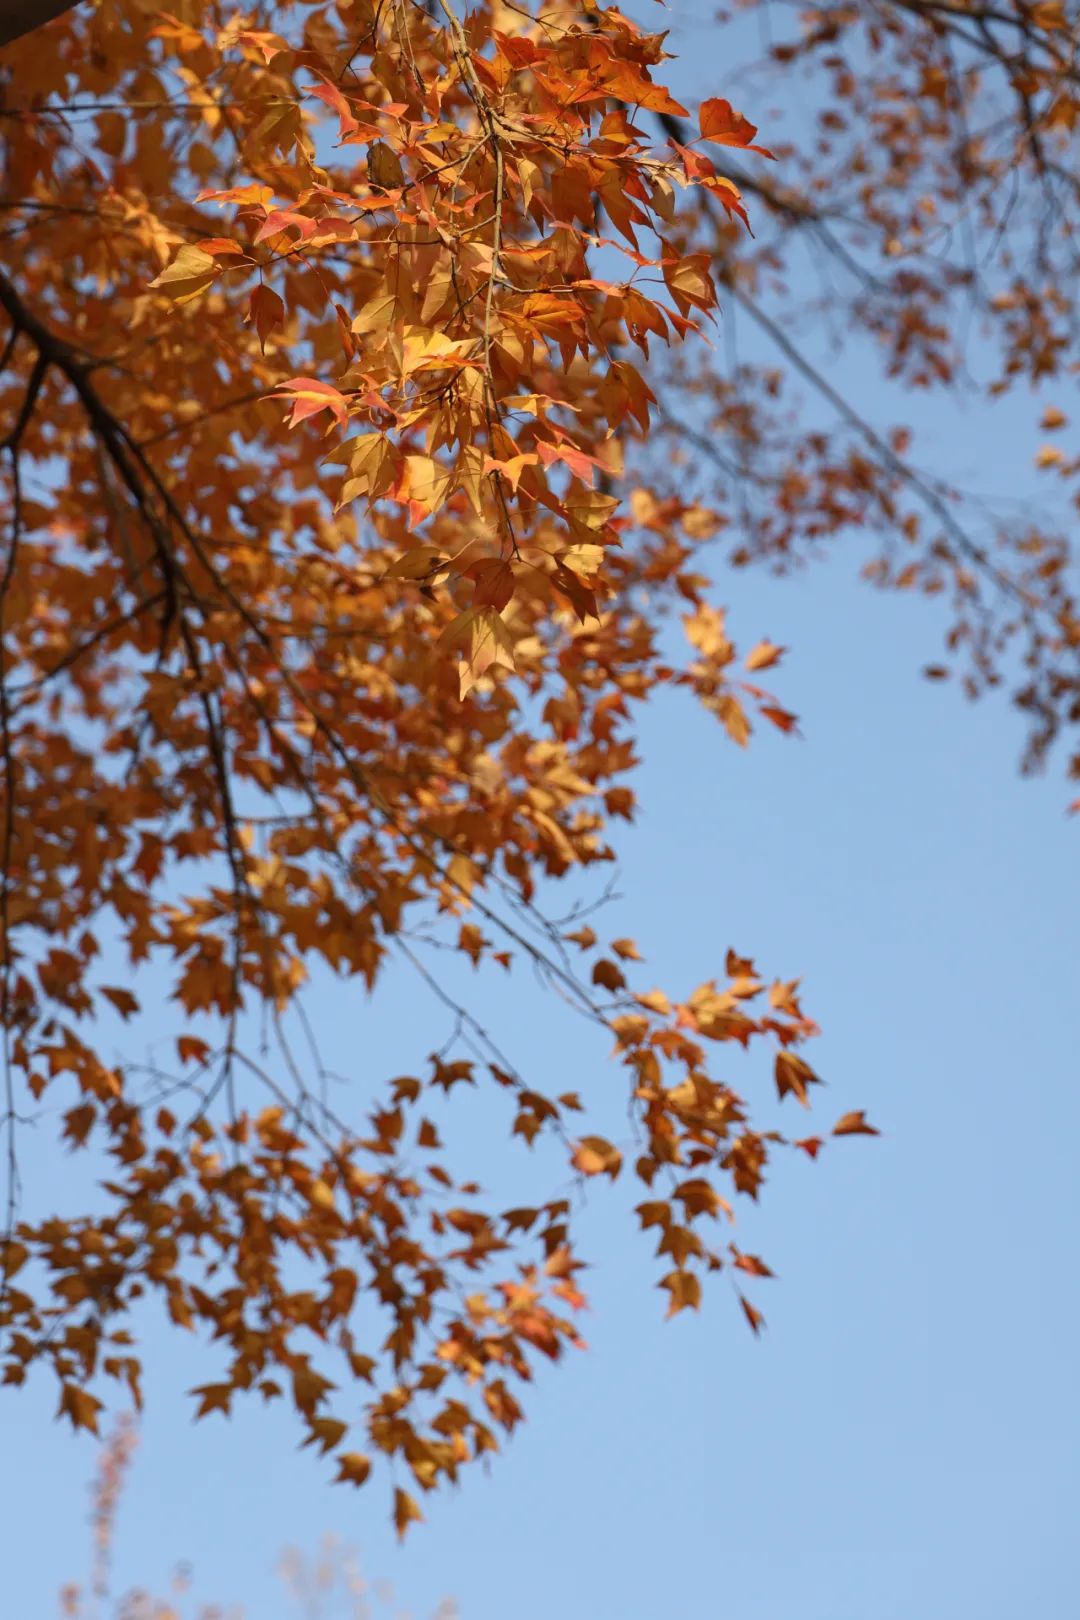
[0,0,877,1529]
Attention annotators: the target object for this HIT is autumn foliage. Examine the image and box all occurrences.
[0,0,1076,1531]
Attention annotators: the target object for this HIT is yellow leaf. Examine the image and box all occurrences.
[385,547,447,581]
[308,1177,337,1213]
[716,695,751,747]
[404,455,453,515]
[439,607,516,699]
[351,292,399,334]
[662,250,716,315]
[560,543,604,578]
[148,244,217,305]
[744,640,784,672]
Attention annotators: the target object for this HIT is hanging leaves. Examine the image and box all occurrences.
[13,0,1045,1541]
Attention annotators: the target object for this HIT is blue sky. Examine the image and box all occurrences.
[4,4,1080,1618]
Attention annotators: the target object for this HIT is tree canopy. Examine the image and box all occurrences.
[1,0,1076,1532]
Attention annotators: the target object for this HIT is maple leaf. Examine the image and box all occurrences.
[775,1051,822,1107]
[192,1384,233,1419]
[470,559,514,613]
[832,1111,880,1138]
[303,1417,348,1455]
[383,548,444,587]
[368,141,405,192]
[661,1269,702,1317]
[1,1240,28,1279]
[2,0,1029,1532]
[100,986,139,1020]
[335,1452,372,1486]
[591,958,627,993]
[759,705,800,735]
[739,1295,766,1335]
[248,284,285,352]
[439,606,516,700]
[148,244,217,304]
[57,1383,103,1435]
[732,1250,775,1278]
[698,98,776,158]
[393,1487,423,1539]
[572,1136,623,1179]
[744,640,785,672]
[273,378,349,429]
[176,1036,211,1066]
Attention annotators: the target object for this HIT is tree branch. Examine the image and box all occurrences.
[0,0,81,49]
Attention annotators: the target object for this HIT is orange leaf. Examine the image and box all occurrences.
[572,1136,622,1178]
[699,98,776,157]
[732,1250,775,1278]
[100,985,139,1020]
[591,957,626,992]
[832,1110,880,1137]
[471,558,514,612]
[794,1136,824,1159]
[739,1295,765,1334]
[394,1486,423,1538]
[661,1268,702,1317]
[273,377,349,429]
[775,1050,821,1106]
[335,1451,372,1486]
[192,1383,233,1419]
[176,1035,211,1066]
[760,705,800,735]
[744,640,784,672]
[58,1383,102,1434]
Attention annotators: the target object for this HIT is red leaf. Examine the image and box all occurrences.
[273,377,349,429]
[739,1294,765,1334]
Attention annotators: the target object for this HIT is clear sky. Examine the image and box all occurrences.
[4,5,1079,1619]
